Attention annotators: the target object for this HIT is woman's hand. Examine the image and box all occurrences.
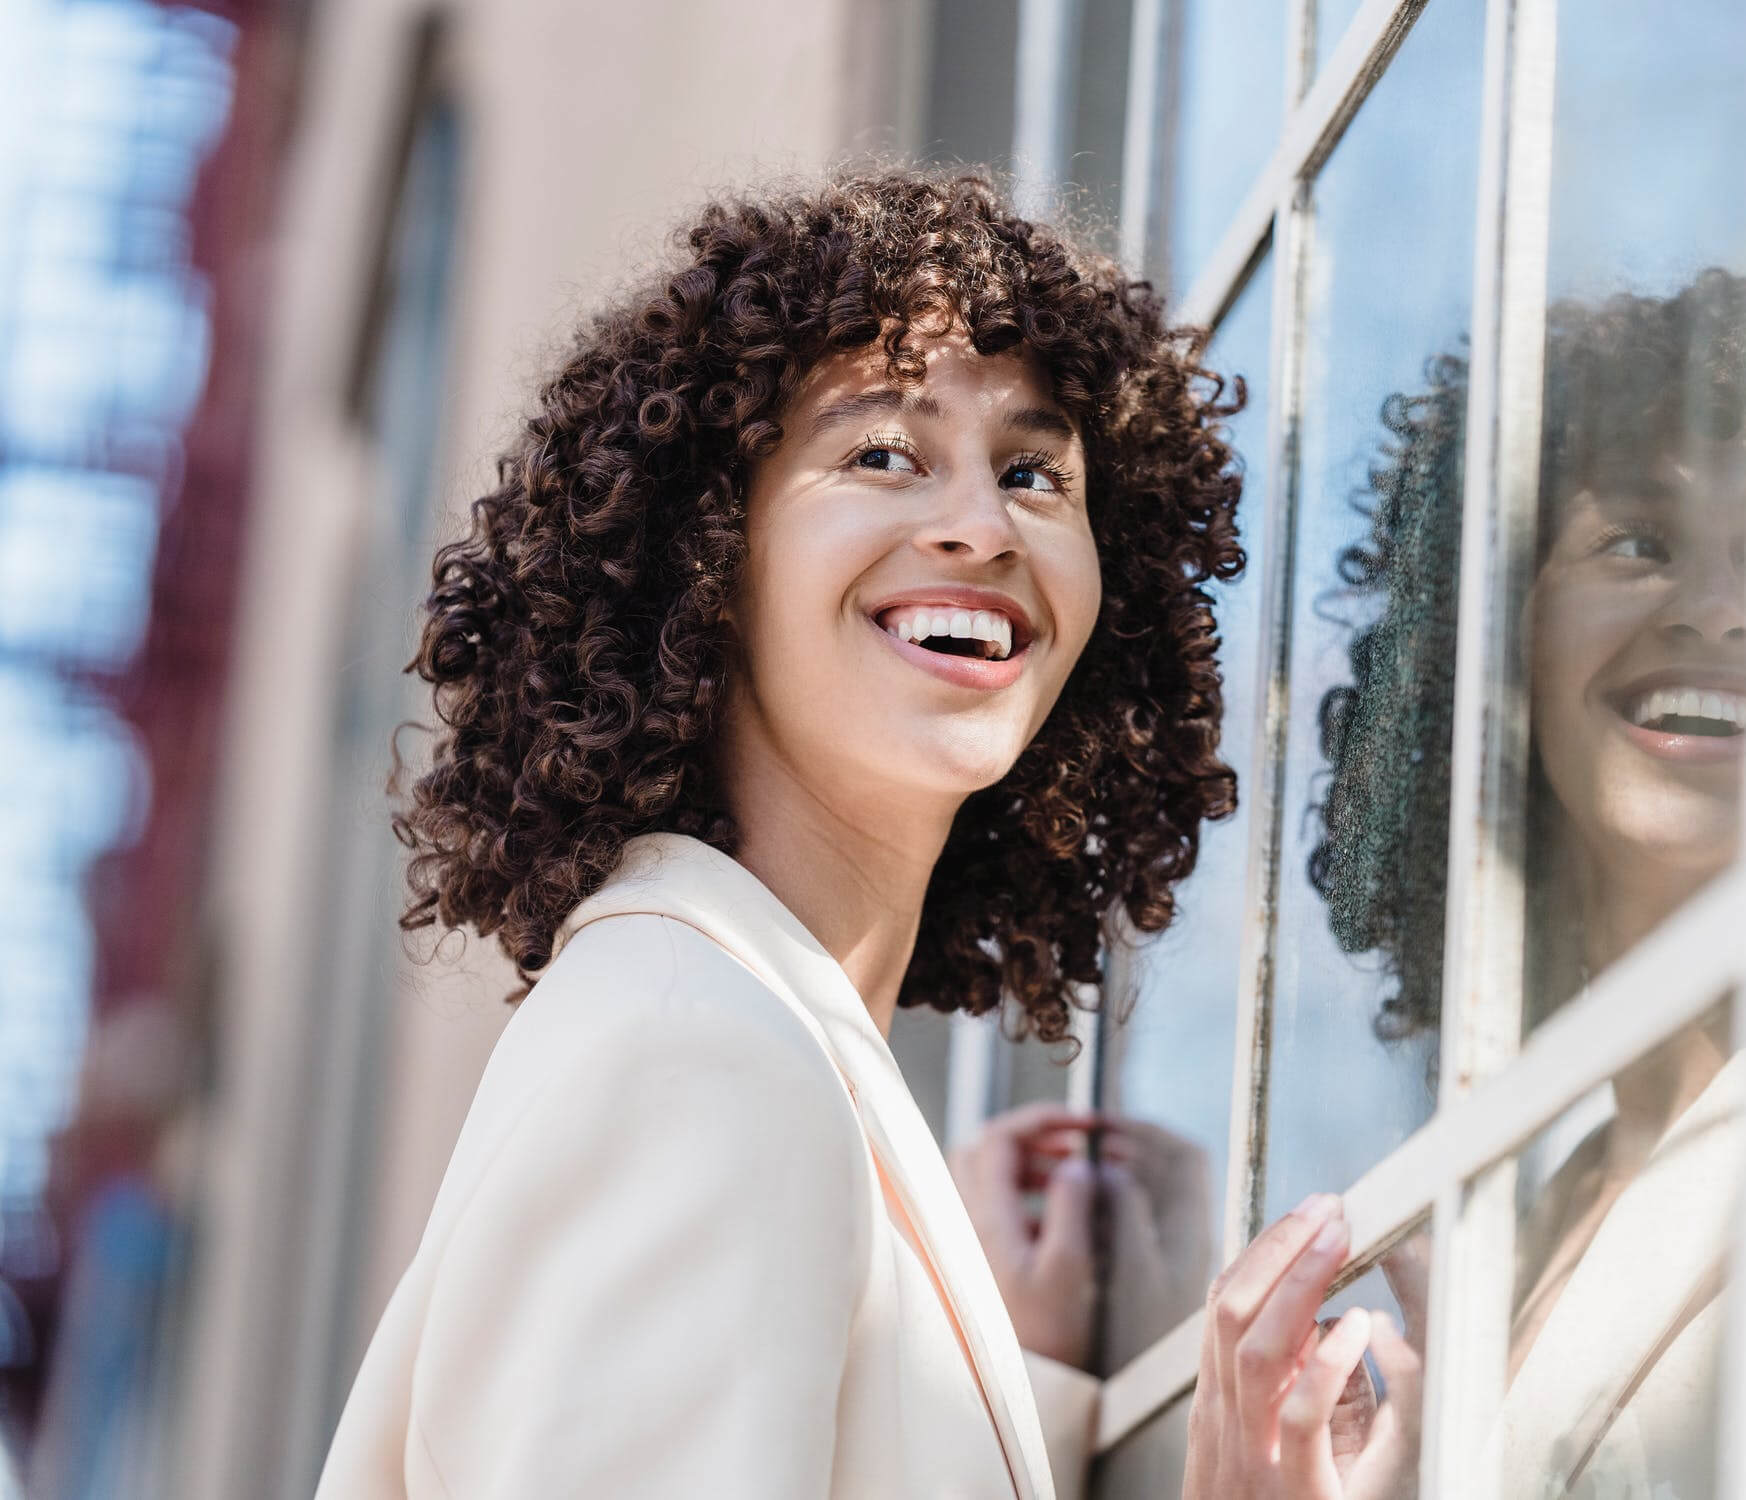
[949,1103,1104,1369]
[1183,1196,1422,1500]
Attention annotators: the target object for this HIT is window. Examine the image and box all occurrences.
[963,3,1746,1495]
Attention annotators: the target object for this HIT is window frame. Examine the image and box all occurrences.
[969,0,1746,1491]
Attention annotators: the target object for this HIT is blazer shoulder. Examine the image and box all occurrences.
[526,909,845,1085]
[442,911,867,1226]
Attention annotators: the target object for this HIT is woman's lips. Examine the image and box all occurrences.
[868,613,1029,690]
[1616,713,1745,766]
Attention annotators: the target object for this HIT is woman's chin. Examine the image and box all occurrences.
[854,740,1024,804]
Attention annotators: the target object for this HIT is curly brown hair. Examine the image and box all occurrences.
[393,166,1247,1045]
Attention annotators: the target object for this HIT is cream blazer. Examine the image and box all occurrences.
[314,831,1098,1499]
[1492,1049,1742,1499]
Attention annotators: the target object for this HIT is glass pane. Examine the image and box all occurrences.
[1091,1214,1433,1500]
[1157,0,1287,297]
[1103,254,1273,1354]
[1502,1003,1738,1498]
[1521,0,1746,1033]
[1262,0,1485,1221]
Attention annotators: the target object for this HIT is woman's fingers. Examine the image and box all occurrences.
[1367,1310,1423,1441]
[976,1102,1103,1149]
[1231,1212,1352,1434]
[1380,1233,1432,1350]
[1206,1194,1344,1400]
[1035,1155,1097,1273]
[1339,1311,1424,1500]
[1277,1307,1372,1484]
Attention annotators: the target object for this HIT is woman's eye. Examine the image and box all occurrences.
[1599,529,1671,563]
[854,444,920,475]
[1002,462,1062,494]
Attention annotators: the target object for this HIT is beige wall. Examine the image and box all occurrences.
[177,4,929,1497]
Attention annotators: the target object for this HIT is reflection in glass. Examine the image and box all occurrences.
[1316,268,1746,1049]
[1527,0,1746,1017]
[1524,274,1746,1028]
[1105,255,1273,1353]
[1499,1009,1739,1498]
[1262,0,1483,1220]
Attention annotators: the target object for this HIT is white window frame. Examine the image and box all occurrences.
[963,1,1746,1493]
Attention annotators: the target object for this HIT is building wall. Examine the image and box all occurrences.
[177,5,928,1496]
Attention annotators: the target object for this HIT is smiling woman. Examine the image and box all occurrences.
[314,167,1249,1500]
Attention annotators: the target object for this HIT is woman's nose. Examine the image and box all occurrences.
[914,477,1026,562]
[1660,544,1746,645]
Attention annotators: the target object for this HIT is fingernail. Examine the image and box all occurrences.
[1313,1217,1348,1255]
[1292,1192,1339,1224]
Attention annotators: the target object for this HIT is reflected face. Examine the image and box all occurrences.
[723,328,1102,811]
[1528,439,1746,876]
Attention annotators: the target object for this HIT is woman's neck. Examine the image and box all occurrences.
[719,735,958,1038]
[1574,851,1729,1162]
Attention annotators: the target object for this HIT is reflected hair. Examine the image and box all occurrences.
[391,166,1249,1046]
[1309,267,1746,1040]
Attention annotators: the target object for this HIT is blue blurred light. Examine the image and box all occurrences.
[0,0,235,1289]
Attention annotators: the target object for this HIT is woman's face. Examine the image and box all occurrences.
[1528,438,1746,882]
[723,327,1102,819]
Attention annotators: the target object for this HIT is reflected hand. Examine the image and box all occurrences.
[949,1103,1102,1370]
[1183,1197,1420,1500]
[1097,1118,1215,1359]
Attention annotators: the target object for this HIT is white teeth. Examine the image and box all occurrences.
[877,604,1017,659]
[1628,686,1746,729]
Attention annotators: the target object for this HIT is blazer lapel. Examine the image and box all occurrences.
[1492,1049,1743,1494]
[557,833,1056,1500]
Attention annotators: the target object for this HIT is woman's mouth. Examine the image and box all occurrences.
[867,606,1030,690]
[877,605,1017,660]
[1613,683,1746,764]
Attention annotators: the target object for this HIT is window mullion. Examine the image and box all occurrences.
[1219,179,1308,1262]
[1419,0,1558,1493]
[1178,0,1429,328]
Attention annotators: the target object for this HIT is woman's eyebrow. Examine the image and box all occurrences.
[804,388,1077,446]
[1004,405,1076,442]
[805,388,942,442]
